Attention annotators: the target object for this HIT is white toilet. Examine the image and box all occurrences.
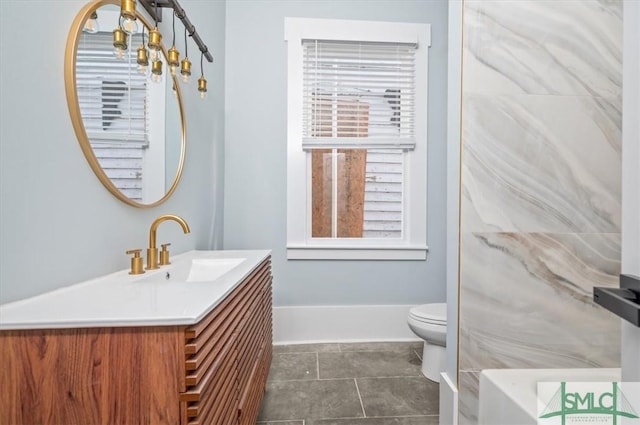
[407,303,447,383]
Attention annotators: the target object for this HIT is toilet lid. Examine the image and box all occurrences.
[409,303,446,324]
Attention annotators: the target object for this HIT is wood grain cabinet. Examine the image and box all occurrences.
[0,257,273,425]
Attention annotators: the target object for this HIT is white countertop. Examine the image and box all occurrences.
[0,250,271,330]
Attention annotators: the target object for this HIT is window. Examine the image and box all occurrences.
[285,18,430,260]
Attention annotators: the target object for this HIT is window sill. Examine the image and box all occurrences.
[286,245,428,260]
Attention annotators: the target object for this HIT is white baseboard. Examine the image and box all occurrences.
[439,372,459,425]
[273,305,420,345]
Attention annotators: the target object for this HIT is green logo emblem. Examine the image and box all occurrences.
[539,382,639,425]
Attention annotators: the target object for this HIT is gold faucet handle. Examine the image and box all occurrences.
[159,243,172,266]
[126,249,145,275]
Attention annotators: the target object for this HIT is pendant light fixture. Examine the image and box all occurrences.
[83,11,99,34]
[180,27,192,84]
[151,57,163,83]
[167,11,180,76]
[107,0,215,97]
[167,47,180,76]
[147,1,162,60]
[137,26,149,75]
[147,27,162,60]
[119,0,139,34]
[198,51,207,99]
[113,25,128,60]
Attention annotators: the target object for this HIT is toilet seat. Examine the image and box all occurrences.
[409,303,446,325]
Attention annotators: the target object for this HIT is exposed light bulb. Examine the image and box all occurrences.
[83,12,99,33]
[200,90,207,100]
[119,16,139,35]
[119,0,138,34]
[114,47,127,60]
[84,20,99,33]
[182,73,190,84]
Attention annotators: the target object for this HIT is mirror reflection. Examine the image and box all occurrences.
[66,1,185,207]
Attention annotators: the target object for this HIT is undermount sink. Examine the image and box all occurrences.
[186,258,246,282]
[136,257,246,284]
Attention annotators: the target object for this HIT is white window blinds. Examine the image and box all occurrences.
[302,39,417,150]
[76,32,149,148]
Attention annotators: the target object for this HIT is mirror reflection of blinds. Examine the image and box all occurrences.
[76,32,149,201]
[76,32,149,147]
[302,40,417,150]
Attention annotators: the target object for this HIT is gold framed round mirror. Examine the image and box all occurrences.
[65,0,186,208]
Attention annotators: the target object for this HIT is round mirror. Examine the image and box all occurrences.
[65,0,186,208]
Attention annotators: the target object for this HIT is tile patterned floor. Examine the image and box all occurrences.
[258,342,439,425]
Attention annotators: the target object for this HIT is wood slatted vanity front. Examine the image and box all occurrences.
[0,256,273,425]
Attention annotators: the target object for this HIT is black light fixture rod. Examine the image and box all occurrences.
[139,0,213,63]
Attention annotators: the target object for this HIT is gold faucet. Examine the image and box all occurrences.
[147,214,190,270]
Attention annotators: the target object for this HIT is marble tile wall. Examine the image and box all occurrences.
[458,1,623,423]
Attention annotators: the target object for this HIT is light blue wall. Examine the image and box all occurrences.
[0,0,225,303]
[223,0,448,306]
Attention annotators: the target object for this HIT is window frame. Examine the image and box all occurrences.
[285,18,430,260]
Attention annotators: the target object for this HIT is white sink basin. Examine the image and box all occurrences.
[136,258,246,284]
[186,258,246,282]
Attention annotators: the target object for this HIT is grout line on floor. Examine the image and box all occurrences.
[337,348,421,353]
[268,374,426,383]
[354,378,367,418]
[307,414,439,420]
[316,352,320,379]
[269,377,357,383]
[364,414,441,419]
[319,374,425,380]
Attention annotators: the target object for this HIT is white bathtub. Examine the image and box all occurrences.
[478,368,621,425]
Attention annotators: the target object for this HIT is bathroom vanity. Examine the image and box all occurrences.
[0,250,272,425]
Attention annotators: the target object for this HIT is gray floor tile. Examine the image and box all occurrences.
[258,421,305,425]
[357,377,439,417]
[268,352,318,381]
[258,379,364,421]
[307,417,439,425]
[339,341,423,353]
[274,343,342,353]
[319,350,421,379]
